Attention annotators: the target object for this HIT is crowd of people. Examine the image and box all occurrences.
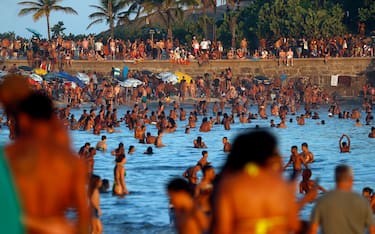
[0,31,374,70]
[1,61,375,234]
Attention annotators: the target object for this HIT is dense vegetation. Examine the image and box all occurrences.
[6,0,374,49]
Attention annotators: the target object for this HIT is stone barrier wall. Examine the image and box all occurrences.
[2,58,374,97]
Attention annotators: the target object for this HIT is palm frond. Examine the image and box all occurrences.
[18,7,40,16]
[87,19,104,29]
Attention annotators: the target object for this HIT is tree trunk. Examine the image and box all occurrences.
[203,8,208,39]
[47,13,51,41]
[109,0,114,38]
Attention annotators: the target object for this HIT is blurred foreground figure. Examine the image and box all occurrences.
[167,178,209,234]
[212,130,300,234]
[309,165,375,234]
[0,75,90,234]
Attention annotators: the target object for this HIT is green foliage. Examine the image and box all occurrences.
[18,0,78,40]
[0,32,16,40]
[51,21,66,38]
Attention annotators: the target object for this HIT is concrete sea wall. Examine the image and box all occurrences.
[2,57,374,97]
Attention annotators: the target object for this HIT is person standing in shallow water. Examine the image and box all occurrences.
[113,153,129,196]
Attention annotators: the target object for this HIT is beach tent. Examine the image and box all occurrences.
[159,72,178,85]
[57,72,85,88]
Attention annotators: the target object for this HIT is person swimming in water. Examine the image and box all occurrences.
[339,134,350,153]
[96,135,107,151]
[194,136,207,148]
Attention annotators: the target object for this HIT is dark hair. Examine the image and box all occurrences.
[291,145,298,150]
[145,146,153,154]
[101,135,107,140]
[17,92,54,120]
[167,178,191,195]
[89,174,101,196]
[302,168,312,179]
[302,142,308,148]
[115,153,125,163]
[363,187,373,194]
[223,129,277,171]
[202,150,208,155]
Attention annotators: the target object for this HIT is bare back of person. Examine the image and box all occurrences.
[213,170,298,234]
[5,141,89,234]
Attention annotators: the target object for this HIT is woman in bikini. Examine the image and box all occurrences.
[113,154,129,196]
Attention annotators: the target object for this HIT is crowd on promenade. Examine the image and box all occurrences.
[1,60,375,233]
[0,32,374,69]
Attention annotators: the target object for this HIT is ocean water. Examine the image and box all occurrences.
[1,102,374,233]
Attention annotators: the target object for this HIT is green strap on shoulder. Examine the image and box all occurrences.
[0,146,25,234]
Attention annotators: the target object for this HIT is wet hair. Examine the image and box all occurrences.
[291,145,298,150]
[223,129,277,171]
[335,164,352,183]
[202,150,208,156]
[118,142,124,148]
[302,142,308,148]
[17,92,53,120]
[167,178,191,195]
[128,145,135,153]
[101,135,106,140]
[145,146,153,154]
[197,136,202,143]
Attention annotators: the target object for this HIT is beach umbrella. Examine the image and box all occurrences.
[33,68,48,76]
[175,72,192,83]
[76,72,90,84]
[18,66,33,71]
[64,81,77,89]
[255,75,271,85]
[43,72,59,80]
[162,76,178,85]
[141,70,153,76]
[27,77,39,86]
[119,78,144,88]
[0,70,8,78]
[57,72,85,88]
[29,73,43,83]
[26,27,42,38]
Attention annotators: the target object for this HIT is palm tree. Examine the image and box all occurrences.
[18,0,78,41]
[199,0,217,39]
[117,0,145,24]
[87,0,129,39]
[142,0,198,40]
